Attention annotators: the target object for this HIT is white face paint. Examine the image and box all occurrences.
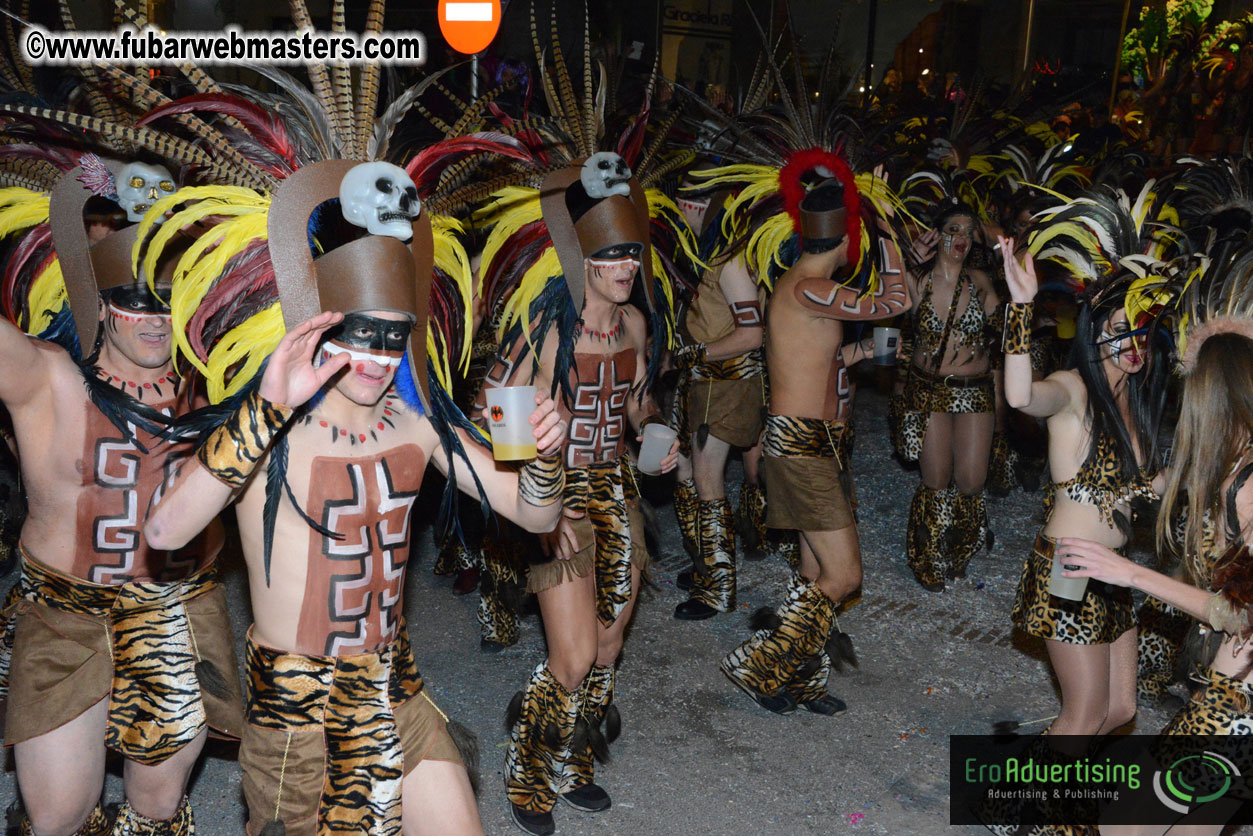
[319,341,404,370]
[339,161,421,240]
[116,162,176,222]
[580,152,632,199]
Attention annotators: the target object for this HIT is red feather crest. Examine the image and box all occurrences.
[779,147,862,259]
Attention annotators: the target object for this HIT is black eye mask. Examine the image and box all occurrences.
[103,285,171,316]
[324,313,412,353]
[589,243,643,261]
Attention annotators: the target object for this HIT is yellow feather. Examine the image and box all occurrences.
[206,305,284,403]
[26,260,65,335]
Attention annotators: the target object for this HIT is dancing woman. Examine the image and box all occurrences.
[900,200,1002,590]
[1058,250,1253,835]
[1000,236,1167,745]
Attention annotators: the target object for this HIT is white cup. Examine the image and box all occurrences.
[1048,549,1089,602]
[637,423,678,475]
[873,327,901,366]
[485,385,538,461]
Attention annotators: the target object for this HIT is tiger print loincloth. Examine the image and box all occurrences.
[241,626,462,835]
[0,546,242,762]
[527,457,647,626]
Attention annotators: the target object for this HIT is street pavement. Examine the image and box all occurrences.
[0,381,1226,834]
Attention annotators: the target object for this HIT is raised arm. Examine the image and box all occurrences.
[430,391,568,533]
[1000,236,1073,417]
[145,312,349,550]
[0,318,53,410]
[801,224,910,322]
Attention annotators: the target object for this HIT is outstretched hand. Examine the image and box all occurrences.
[998,236,1038,304]
[258,311,349,407]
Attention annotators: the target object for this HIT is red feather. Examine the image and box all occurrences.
[779,147,862,261]
[405,134,534,197]
[137,93,297,172]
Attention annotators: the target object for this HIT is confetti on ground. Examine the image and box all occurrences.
[898,726,930,741]
[846,813,865,825]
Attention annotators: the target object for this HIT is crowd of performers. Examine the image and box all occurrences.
[2,3,1253,836]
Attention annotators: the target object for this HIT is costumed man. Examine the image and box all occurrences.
[669,187,766,620]
[0,160,243,835]
[128,23,567,824]
[141,154,567,835]
[715,155,908,716]
[467,20,692,827]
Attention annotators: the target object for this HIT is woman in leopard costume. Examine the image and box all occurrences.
[1059,249,1253,834]
[1001,236,1169,757]
[899,200,1002,591]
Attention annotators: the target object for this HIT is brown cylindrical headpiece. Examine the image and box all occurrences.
[798,178,849,245]
[538,159,654,314]
[268,159,434,410]
[49,167,191,354]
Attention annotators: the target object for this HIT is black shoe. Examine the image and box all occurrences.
[721,666,798,715]
[561,782,612,813]
[919,579,945,592]
[479,638,509,653]
[676,569,694,591]
[510,804,555,836]
[800,694,848,715]
[674,598,719,620]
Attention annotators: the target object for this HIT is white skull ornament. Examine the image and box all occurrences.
[580,152,632,199]
[116,162,176,222]
[339,162,421,240]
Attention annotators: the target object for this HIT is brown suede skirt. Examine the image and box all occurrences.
[241,629,461,836]
[1,549,243,760]
[760,414,855,533]
[686,376,766,449]
[1011,533,1135,645]
[526,502,649,593]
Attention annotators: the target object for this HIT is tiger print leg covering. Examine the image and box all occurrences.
[720,582,838,698]
[987,432,1018,497]
[561,665,616,793]
[112,797,192,835]
[673,478,699,561]
[689,499,736,612]
[778,574,832,704]
[17,803,111,836]
[737,482,767,555]
[905,484,953,590]
[777,533,801,572]
[505,663,582,814]
[478,535,522,647]
[1136,596,1190,702]
[948,490,989,580]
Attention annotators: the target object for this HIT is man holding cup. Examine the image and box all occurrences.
[142,159,569,834]
[474,152,681,835]
[720,159,908,716]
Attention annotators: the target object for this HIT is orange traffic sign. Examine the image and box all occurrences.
[438,0,502,54]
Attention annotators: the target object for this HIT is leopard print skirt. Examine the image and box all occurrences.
[894,367,994,462]
[1011,533,1135,645]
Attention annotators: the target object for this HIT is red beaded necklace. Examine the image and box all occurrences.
[96,368,179,399]
[302,395,400,446]
[574,311,625,344]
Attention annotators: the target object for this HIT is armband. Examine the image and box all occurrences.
[196,390,292,488]
[518,453,565,506]
[1002,302,1034,355]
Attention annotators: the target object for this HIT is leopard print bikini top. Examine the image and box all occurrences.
[1048,432,1155,527]
[915,270,991,364]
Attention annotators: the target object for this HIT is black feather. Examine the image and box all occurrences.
[262,437,285,587]
[696,423,710,450]
[830,631,858,669]
[587,720,610,764]
[993,720,1023,736]
[604,703,621,743]
[505,690,524,730]
[793,654,822,682]
[6,797,24,830]
[195,660,233,701]
[748,606,780,632]
[80,365,170,451]
[571,715,590,756]
[541,721,562,751]
[258,820,286,836]
[447,720,480,794]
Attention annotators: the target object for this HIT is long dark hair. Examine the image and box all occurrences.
[1068,288,1168,530]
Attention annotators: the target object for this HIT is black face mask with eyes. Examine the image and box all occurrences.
[588,243,643,261]
[324,313,412,353]
[103,284,172,316]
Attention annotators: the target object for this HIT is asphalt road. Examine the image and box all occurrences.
[0,382,1228,835]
